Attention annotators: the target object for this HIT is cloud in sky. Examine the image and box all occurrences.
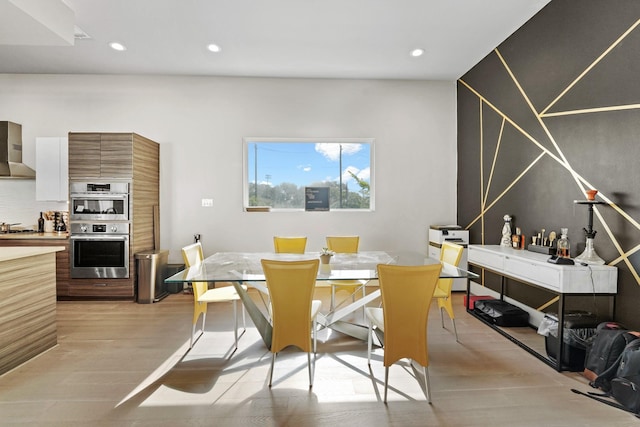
[315,143,362,161]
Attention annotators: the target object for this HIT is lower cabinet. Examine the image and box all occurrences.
[0,238,70,297]
[0,238,136,300]
[66,258,135,298]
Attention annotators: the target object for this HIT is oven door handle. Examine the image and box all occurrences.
[70,195,128,202]
[70,235,129,241]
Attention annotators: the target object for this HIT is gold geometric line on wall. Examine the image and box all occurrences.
[483,117,506,208]
[592,207,640,285]
[460,54,640,286]
[495,48,574,173]
[541,103,640,118]
[536,296,559,312]
[496,47,640,268]
[465,152,545,231]
[572,165,640,232]
[496,45,640,285]
[494,47,640,283]
[541,18,640,116]
[480,99,486,244]
[611,243,640,265]
[459,79,571,168]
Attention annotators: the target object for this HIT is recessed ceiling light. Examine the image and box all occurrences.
[207,43,222,53]
[109,42,126,51]
[410,48,425,57]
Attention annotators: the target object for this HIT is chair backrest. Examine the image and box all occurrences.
[377,263,442,367]
[261,258,320,353]
[273,236,307,254]
[181,242,207,302]
[440,241,464,266]
[326,236,359,253]
[182,242,204,268]
[437,242,464,294]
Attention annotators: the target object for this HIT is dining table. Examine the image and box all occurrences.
[164,251,479,348]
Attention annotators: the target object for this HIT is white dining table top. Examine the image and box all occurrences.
[164,250,478,283]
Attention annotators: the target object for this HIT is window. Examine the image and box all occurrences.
[243,138,374,210]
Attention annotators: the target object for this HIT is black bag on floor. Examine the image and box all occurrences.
[542,311,598,371]
[610,340,640,413]
[583,322,637,390]
[473,299,529,327]
[573,339,640,416]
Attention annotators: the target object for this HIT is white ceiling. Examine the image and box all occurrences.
[0,0,551,80]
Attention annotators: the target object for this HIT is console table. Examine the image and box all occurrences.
[467,245,617,371]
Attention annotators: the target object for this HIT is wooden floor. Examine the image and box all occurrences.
[0,287,636,426]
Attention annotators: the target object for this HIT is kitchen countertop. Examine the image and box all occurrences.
[0,232,69,240]
[0,246,65,262]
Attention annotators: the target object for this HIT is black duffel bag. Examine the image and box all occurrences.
[473,299,529,327]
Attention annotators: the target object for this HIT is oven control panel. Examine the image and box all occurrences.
[70,222,129,235]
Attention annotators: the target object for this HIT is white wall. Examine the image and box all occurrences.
[0,74,457,263]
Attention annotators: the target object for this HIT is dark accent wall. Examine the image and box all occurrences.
[457,0,640,327]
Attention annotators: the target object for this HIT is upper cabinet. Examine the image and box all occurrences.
[36,137,69,201]
[68,133,133,179]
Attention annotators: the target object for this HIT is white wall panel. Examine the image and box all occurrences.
[0,74,456,262]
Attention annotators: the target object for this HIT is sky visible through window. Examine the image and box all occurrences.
[247,141,371,188]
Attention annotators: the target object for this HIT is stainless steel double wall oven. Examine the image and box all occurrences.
[69,182,131,279]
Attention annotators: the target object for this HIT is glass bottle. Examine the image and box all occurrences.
[37,212,44,233]
[556,228,570,258]
[575,238,605,265]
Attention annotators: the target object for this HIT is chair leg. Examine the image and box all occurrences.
[241,304,246,329]
[269,352,276,387]
[232,300,238,350]
[313,316,318,354]
[367,321,373,365]
[384,366,389,403]
[440,306,445,328]
[452,317,459,342]
[424,365,432,404]
[190,312,204,349]
[308,352,315,388]
[190,323,196,349]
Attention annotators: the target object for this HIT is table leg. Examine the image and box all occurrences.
[316,289,381,341]
[231,281,273,350]
[556,294,565,372]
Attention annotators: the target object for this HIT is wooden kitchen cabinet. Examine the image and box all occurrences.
[0,237,70,297]
[36,137,69,201]
[67,132,159,300]
[100,134,133,178]
[68,133,134,179]
[68,133,100,178]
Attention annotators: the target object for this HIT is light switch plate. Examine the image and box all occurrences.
[201,198,213,207]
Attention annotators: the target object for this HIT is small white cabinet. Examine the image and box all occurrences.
[36,137,68,201]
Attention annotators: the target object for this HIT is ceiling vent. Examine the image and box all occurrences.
[73,25,90,40]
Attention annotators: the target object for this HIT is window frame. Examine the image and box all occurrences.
[242,137,375,212]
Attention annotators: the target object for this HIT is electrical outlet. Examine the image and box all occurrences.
[201,198,213,207]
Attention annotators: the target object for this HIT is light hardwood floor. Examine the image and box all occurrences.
[0,287,636,426]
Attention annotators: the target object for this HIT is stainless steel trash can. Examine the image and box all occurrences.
[135,250,169,303]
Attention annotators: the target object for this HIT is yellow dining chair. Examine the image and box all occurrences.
[181,242,246,350]
[365,263,442,403]
[433,241,464,342]
[261,258,321,388]
[326,236,367,311]
[273,236,307,254]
